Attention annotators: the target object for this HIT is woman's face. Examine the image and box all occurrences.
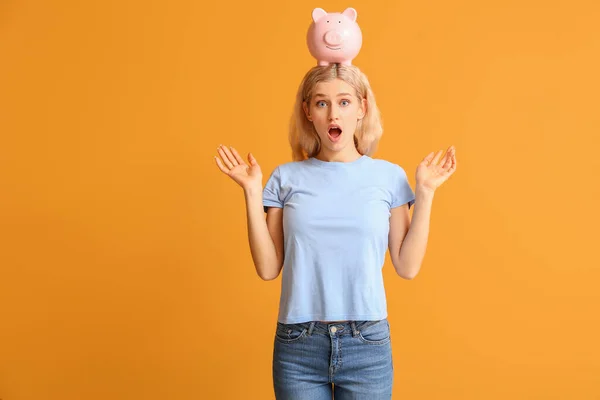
[303,78,366,157]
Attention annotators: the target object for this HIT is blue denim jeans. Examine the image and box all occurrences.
[272,319,393,399]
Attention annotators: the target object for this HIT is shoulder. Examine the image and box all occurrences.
[276,159,306,170]
[266,159,310,181]
[271,159,308,174]
[365,157,408,177]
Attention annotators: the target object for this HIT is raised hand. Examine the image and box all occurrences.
[214,145,262,191]
[416,145,457,192]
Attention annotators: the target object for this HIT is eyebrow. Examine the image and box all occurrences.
[314,93,353,98]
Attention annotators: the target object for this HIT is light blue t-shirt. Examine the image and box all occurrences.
[263,154,415,324]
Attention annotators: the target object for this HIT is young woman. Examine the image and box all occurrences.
[215,63,456,399]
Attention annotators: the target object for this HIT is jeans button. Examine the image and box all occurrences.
[330,326,337,333]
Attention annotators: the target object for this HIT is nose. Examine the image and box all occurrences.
[324,30,343,46]
[328,104,340,120]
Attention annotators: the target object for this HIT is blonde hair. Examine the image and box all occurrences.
[289,63,383,161]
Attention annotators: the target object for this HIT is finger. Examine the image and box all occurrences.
[446,145,455,160]
[220,145,239,167]
[439,151,450,167]
[431,150,444,165]
[442,151,452,169]
[446,154,457,174]
[421,151,435,164]
[217,147,234,169]
[230,147,246,165]
[248,152,258,166]
[214,156,230,174]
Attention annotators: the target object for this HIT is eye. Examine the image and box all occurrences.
[338,21,341,23]
[341,99,350,106]
[327,20,329,23]
[316,100,327,107]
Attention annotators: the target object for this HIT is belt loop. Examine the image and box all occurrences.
[351,321,359,337]
[308,321,316,336]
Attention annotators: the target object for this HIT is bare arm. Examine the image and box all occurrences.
[244,186,284,280]
[389,145,457,279]
[388,188,434,279]
[215,145,283,281]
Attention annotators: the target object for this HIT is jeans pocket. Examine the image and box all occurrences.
[357,319,391,345]
[275,323,308,344]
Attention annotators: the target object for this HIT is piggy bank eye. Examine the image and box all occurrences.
[338,21,341,23]
[327,20,329,23]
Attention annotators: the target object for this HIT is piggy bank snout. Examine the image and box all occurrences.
[324,30,343,46]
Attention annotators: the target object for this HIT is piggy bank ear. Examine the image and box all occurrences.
[342,7,357,22]
[312,8,327,23]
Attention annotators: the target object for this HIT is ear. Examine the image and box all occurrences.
[342,8,357,22]
[358,97,367,120]
[312,8,327,23]
[302,101,312,121]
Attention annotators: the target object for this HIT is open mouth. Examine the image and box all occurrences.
[328,126,342,142]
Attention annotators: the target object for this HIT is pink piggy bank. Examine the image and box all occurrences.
[306,7,363,66]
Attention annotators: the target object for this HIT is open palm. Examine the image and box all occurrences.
[214,145,262,191]
[416,145,457,192]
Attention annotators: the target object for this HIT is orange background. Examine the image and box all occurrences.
[1,0,599,399]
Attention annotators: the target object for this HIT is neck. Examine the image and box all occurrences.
[314,146,362,163]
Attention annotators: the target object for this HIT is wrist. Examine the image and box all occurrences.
[243,184,263,198]
[415,184,435,198]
